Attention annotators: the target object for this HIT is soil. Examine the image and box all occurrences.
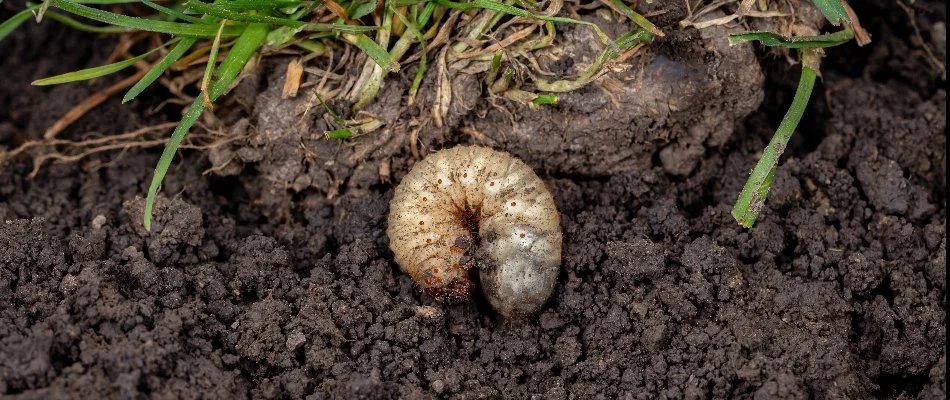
[0,0,945,399]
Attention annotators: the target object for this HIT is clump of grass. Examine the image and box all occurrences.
[6,0,868,231]
[725,0,869,228]
[1,0,658,229]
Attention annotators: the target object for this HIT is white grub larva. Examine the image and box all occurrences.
[387,146,563,318]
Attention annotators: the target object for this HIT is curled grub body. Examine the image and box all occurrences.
[387,146,562,318]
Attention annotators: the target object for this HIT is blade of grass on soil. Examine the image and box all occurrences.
[728,14,859,228]
[729,28,854,48]
[0,6,41,43]
[200,19,229,107]
[141,0,206,24]
[218,0,307,12]
[144,23,270,230]
[731,64,817,228]
[183,0,308,28]
[123,38,198,103]
[43,10,134,33]
[811,0,851,26]
[60,0,146,3]
[605,0,663,36]
[48,0,246,38]
[343,33,395,71]
[531,94,557,105]
[325,128,354,139]
[32,43,170,85]
[350,1,377,19]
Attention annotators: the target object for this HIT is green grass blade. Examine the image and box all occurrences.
[200,20,228,105]
[325,128,353,139]
[531,94,557,105]
[417,2,435,26]
[313,90,344,124]
[2,0,148,43]
[302,22,379,34]
[729,28,853,48]
[141,0,206,24]
[184,0,307,28]
[266,25,298,47]
[32,43,168,85]
[390,3,426,104]
[344,33,395,70]
[408,43,426,103]
[352,1,395,109]
[605,0,662,36]
[67,0,145,3]
[44,10,133,33]
[0,7,40,43]
[812,0,850,26]
[220,0,307,12]
[391,3,423,41]
[123,37,197,103]
[350,1,377,19]
[142,98,205,231]
[48,0,245,38]
[731,65,818,228]
[293,38,326,53]
[144,23,270,230]
[486,51,502,86]
[288,1,320,20]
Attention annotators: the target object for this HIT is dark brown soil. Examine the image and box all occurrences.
[0,0,945,398]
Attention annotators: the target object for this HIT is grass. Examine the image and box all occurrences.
[1,0,658,230]
[730,52,818,228]
[728,0,867,228]
[1,0,867,230]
